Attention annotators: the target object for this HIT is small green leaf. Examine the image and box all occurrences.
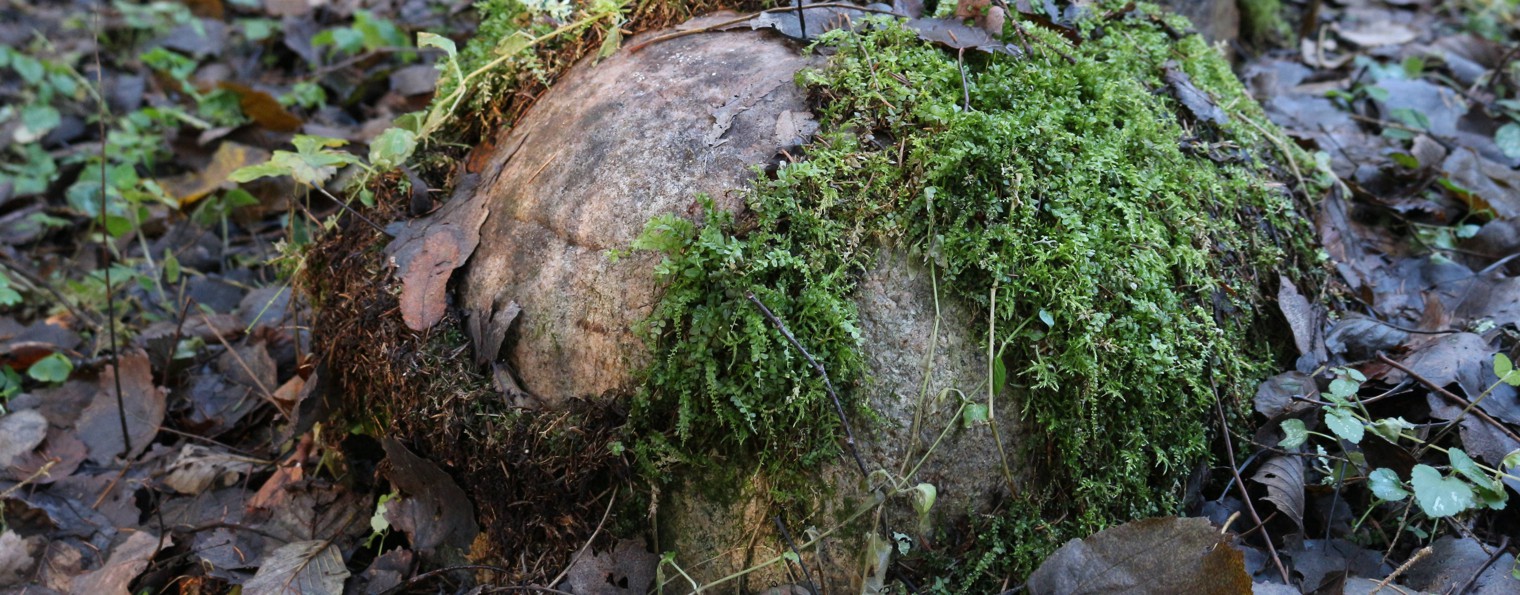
[782,550,800,564]
[598,23,624,59]
[163,250,181,284]
[229,161,291,183]
[991,357,1006,391]
[1325,408,1364,444]
[1496,123,1520,161]
[909,482,937,518]
[1328,377,1359,399]
[1389,152,1420,169]
[1278,418,1308,449]
[1503,448,1520,471]
[962,403,988,428]
[368,127,417,170]
[496,32,533,57]
[1448,448,1490,487]
[27,353,73,383]
[1038,309,1054,328]
[1369,417,1414,442]
[1368,468,1409,501]
[1497,353,1520,386]
[417,32,457,57]
[1411,464,1475,518]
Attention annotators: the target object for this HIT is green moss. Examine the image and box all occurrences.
[1239,0,1291,45]
[626,2,1307,580]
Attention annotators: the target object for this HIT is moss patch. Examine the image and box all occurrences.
[626,4,1308,581]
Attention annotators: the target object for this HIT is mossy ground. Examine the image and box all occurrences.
[624,3,1312,585]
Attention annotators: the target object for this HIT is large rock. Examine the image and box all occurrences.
[450,21,1022,590]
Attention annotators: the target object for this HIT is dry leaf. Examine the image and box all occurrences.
[1251,455,1305,532]
[244,540,348,595]
[217,82,304,132]
[1027,517,1251,594]
[158,142,271,207]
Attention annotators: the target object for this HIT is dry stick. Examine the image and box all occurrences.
[627,3,903,52]
[795,0,806,40]
[1453,535,1510,595]
[1368,545,1432,595]
[1213,399,1291,584]
[1376,353,1520,446]
[92,24,130,460]
[746,292,869,478]
[773,514,818,594]
[547,487,618,589]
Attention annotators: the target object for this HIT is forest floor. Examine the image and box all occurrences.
[1,0,1519,593]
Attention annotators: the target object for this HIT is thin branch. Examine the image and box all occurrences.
[1376,353,1520,445]
[774,514,817,594]
[92,16,130,460]
[627,3,904,53]
[1453,535,1509,595]
[746,292,869,478]
[548,487,618,588]
[1214,399,1290,584]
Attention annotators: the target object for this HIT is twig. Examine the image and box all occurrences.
[1213,399,1290,584]
[746,292,869,478]
[795,0,807,40]
[627,3,903,52]
[1453,535,1509,595]
[1369,545,1431,594]
[773,514,817,594]
[1376,353,1520,446]
[92,17,130,460]
[957,47,971,112]
[547,487,618,588]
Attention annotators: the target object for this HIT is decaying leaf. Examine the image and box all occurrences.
[0,530,40,588]
[385,172,492,331]
[905,17,1020,55]
[1251,455,1305,532]
[217,82,304,132]
[0,409,48,471]
[243,540,348,595]
[161,444,262,495]
[380,439,478,558]
[562,538,658,594]
[74,350,167,464]
[1027,516,1251,594]
[1163,61,1227,125]
[68,531,171,595]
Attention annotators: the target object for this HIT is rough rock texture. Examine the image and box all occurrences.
[456,22,1021,590]
[1157,0,1240,44]
[460,20,824,404]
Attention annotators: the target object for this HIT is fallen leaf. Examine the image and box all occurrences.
[563,538,658,594]
[1253,372,1316,418]
[1027,517,1251,594]
[158,142,272,207]
[1334,22,1418,47]
[1164,61,1227,125]
[69,531,171,595]
[906,17,1020,55]
[244,540,348,595]
[1251,455,1305,532]
[0,409,48,470]
[1284,539,1389,590]
[357,548,413,594]
[1405,536,1520,594]
[217,82,304,132]
[161,444,261,495]
[380,439,478,559]
[1441,147,1520,219]
[0,530,40,588]
[75,350,166,464]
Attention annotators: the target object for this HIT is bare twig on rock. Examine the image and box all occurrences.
[747,291,870,478]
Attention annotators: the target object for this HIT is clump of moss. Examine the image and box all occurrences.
[628,2,1306,579]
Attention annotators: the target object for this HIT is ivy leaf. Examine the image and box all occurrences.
[1410,464,1475,518]
[1278,419,1308,449]
[1038,309,1055,328]
[1496,353,1520,387]
[962,403,988,428]
[1447,448,1490,487]
[1368,417,1414,442]
[368,127,417,170]
[416,32,457,57]
[227,161,289,183]
[1328,377,1359,399]
[27,352,73,383]
[1368,468,1409,501]
[1324,408,1364,444]
[1496,123,1520,160]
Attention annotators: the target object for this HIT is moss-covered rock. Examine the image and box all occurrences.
[352,1,1313,589]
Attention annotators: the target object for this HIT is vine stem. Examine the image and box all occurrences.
[746,292,869,478]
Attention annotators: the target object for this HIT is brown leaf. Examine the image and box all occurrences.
[0,410,48,471]
[161,444,260,495]
[68,531,171,595]
[380,439,478,559]
[1277,275,1324,371]
[1164,61,1227,125]
[564,538,658,594]
[157,142,271,207]
[218,82,303,132]
[75,351,166,464]
[1251,455,1305,532]
[1027,517,1251,594]
[1442,147,1520,219]
[385,172,492,331]
[906,17,1020,55]
[0,530,41,588]
[244,540,348,595]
